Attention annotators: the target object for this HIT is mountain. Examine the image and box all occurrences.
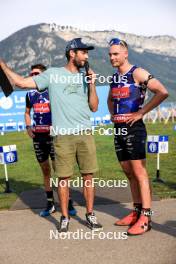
[0,23,176,100]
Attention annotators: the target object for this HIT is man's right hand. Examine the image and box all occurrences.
[0,58,37,89]
[26,127,35,138]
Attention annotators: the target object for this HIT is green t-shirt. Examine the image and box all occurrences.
[32,67,92,135]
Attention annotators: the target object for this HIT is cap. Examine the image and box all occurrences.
[65,38,94,53]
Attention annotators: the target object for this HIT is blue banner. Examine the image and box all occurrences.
[0,91,27,131]
[0,86,111,132]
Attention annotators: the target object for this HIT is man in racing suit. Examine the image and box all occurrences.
[108,38,168,235]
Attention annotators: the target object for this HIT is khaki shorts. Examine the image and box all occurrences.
[53,134,98,178]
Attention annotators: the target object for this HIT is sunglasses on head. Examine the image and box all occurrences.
[30,72,40,76]
[109,38,124,46]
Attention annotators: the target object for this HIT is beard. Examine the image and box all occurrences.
[73,58,85,69]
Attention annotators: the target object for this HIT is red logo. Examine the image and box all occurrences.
[112,86,130,99]
[33,103,50,113]
[112,114,131,123]
[33,125,50,133]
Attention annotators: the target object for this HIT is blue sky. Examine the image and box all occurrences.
[0,0,175,41]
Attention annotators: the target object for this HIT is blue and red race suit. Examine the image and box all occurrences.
[110,65,146,123]
[26,89,51,133]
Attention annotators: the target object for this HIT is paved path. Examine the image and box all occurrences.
[0,200,176,264]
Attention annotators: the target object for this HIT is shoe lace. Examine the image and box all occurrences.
[61,219,68,229]
[89,214,98,225]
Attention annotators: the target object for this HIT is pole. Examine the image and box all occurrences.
[153,152,165,183]
[4,163,12,193]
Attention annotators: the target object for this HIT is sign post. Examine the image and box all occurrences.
[0,145,18,193]
[147,135,168,183]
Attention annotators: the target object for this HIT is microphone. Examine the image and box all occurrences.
[84,61,89,77]
[84,61,90,101]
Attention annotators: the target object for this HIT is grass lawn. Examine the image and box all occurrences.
[0,122,176,209]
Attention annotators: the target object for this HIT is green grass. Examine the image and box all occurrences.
[0,122,176,209]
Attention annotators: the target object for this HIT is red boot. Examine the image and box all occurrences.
[115,209,139,226]
[127,214,152,236]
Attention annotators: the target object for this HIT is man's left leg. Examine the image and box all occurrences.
[127,159,153,235]
[83,173,103,231]
[83,173,94,213]
[33,137,55,217]
[77,134,103,231]
[39,159,56,217]
[114,160,142,226]
[50,142,77,217]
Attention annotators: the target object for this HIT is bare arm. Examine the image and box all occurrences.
[25,107,32,127]
[87,69,99,112]
[126,68,169,125]
[25,106,35,138]
[0,59,36,89]
[107,88,113,115]
[134,68,169,115]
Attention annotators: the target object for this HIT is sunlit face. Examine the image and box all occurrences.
[71,49,89,68]
[109,45,128,67]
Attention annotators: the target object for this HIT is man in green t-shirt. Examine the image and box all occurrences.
[0,38,103,233]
